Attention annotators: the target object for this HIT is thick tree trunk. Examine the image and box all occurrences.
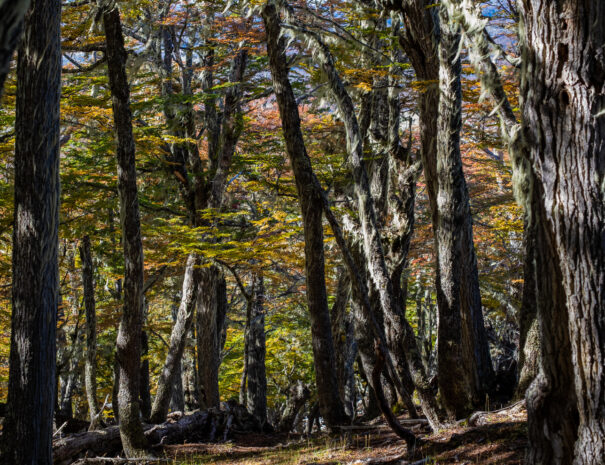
[182,328,199,411]
[0,0,61,463]
[150,254,200,423]
[262,2,348,428]
[101,3,147,456]
[525,180,578,465]
[196,266,228,409]
[520,2,605,463]
[330,271,357,418]
[80,236,100,427]
[434,7,477,419]
[0,0,29,96]
[246,274,267,426]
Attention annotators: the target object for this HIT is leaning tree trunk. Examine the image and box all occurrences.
[80,235,99,427]
[101,2,147,456]
[261,1,348,428]
[297,21,441,430]
[247,274,267,426]
[0,0,61,462]
[0,0,29,96]
[196,265,228,409]
[150,254,200,423]
[520,1,605,463]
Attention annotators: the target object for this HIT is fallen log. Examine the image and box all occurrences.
[53,426,122,464]
[467,399,525,427]
[53,403,264,464]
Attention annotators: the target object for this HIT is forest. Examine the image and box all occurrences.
[0,0,603,464]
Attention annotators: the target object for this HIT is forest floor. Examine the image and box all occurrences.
[160,402,527,465]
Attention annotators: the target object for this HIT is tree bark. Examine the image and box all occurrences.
[80,236,100,427]
[330,271,357,418]
[434,6,477,419]
[182,336,199,411]
[246,274,267,426]
[277,381,310,433]
[390,0,494,409]
[100,2,147,456]
[139,330,151,421]
[0,0,29,96]
[150,254,200,423]
[290,19,440,428]
[516,219,539,398]
[0,0,61,463]
[519,1,605,463]
[261,1,348,428]
[196,265,228,409]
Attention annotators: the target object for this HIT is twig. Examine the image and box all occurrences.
[54,421,69,438]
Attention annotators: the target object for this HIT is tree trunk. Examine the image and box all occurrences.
[0,0,29,96]
[394,0,493,408]
[434,6,477,419]
[150,254,200,423]
[330,271,357,418]
[247,274,267,426]
[519,1,605,463]
[139,330,151,421]
[516,219,539,398]
[0,0,61,463]
[278,381,310,433]
[262,2,348,428]
[182,328,199,411]
[80,236,99,427]
[101,2,147,456]
[196,265,228,409]
[296,20,440,429]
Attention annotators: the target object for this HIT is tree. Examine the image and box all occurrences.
[0,0,30,96]
[261,0,348,428]
[100,1,148,456]
[380,0,494,413]
[0,0,61,462]
[246,273,267,426]
[519,1,605,463]
[79,235,99,428]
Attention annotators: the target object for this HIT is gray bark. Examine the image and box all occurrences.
[289,19,439,429]
[278,381,310,433]
[150,254,200,422]
[519,1,605,463]
[196,266,228,409]
[434,6,477,419]
[246,274,267,426]
[80,236,99,427]
[261,1,348,428]
[516,220,539,398]
[100,2,147,456]
[0,0,61,463]
[388,0,494,407]
[330,271,357,418]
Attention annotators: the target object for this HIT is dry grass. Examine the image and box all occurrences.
[159,404,527,465]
